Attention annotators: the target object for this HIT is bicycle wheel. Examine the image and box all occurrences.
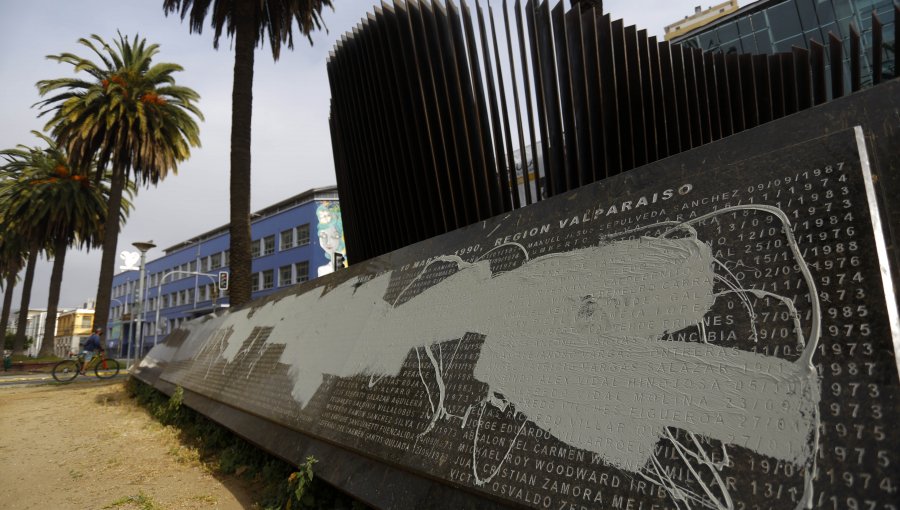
[94,358,120,379]
[52,360,80,383]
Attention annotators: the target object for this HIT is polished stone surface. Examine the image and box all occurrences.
[137,90,900,509]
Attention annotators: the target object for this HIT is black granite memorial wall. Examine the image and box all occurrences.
[136,81,900,510]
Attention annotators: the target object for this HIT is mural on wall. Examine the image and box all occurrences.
[316,201,347,277]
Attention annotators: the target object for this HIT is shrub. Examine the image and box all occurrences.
[126,377,365,509]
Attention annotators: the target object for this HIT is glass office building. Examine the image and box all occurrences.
[673,0,896,91]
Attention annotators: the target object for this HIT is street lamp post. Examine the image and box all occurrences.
[132,241,155,369]
[129,286,138,363]
[153,269,220,346]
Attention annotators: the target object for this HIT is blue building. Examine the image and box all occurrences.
[108,186,345,355]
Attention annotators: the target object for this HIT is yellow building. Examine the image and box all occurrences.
[55,308,95,357]
[664,0,740,41]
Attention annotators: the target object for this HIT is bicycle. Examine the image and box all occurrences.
[52,350,121,383]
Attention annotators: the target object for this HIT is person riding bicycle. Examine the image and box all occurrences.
[81,328,104,375]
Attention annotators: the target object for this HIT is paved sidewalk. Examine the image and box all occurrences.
[0,371,59,387]
[0,369,129,387]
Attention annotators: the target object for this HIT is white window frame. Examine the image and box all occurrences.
[296,224,310,246]
[295,261,309,283]
[280,229,294,250]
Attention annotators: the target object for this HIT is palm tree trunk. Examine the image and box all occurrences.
[93,165,127,336]
[13,250,38,355]
[227,3,257,308]
[1,273,15,344]
[39,237,68,358]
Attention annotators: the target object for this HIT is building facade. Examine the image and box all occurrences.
[664,0,741,41]
[671,0,896,90]
[7,308,48,357]
[108,186,345,356]
[55,308,95,357]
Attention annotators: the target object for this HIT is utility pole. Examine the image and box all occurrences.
[131,241,156,369]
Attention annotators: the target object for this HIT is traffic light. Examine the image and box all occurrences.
[218,271,229,291]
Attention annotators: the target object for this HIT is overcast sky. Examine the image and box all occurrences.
[1,0,713,310]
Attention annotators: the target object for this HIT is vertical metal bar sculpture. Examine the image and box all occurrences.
[474,2,513,213]
[793,46,812,111]
[597,12,622,177]
[671,46,692,146]
[684,47,704,144]
[333,32,388,256]
[872,12,883,85]
[460,2,505,217]
[525,0,555,198]
[580,5,605,183]
[703,51,721,143]
[432,2,479,225]
[327,0,897,263]
[367,9,421,245]
[739,54,759,129]
[488,2,522,209]
[647,36,670,156]
[611,18,634,172]
[769,53,785,119]
[407,1,459,234]
[829,32,845,99]
[639,30,660,160]
[810,39,827,105]
[714,51,733,138]
[551,1,580,189]
[392,3,444,240]
[725,53,745,133]
[850,22,862,92]
[781,52,798,115]
[566,4,595,186]
[514,0,542,202]
[659,41,685,154]
[624,24,648,167]
[503,0,535,205]
[754,54,772,125]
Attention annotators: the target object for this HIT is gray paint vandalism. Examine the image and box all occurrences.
[159,205,823,510]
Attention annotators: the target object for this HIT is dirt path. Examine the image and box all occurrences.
[0,379,256,509]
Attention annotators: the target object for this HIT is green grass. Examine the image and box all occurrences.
[126,378,367,510]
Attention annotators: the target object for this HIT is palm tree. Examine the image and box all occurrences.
[0,271,15,342]
[36,33,202,334]
[0,215,26,346]
[0,133,126,357]
[0,152,42,355]
[0,275,14,344]
[10,253,38,354]
[162,0,332,307]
